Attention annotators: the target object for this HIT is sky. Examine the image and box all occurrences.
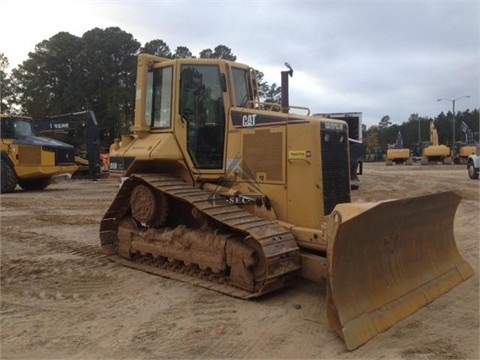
[0,0,478,127]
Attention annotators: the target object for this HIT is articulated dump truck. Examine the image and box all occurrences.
[101,54,474,350]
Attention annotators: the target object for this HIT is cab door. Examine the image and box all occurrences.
[179,64,226,170]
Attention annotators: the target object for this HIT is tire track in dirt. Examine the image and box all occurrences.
[1,256,118,301]
[0,223,124,303]
[126,290,244,358]
[186,282,339,359]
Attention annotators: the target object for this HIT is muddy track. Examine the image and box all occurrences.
[100,174,301,299]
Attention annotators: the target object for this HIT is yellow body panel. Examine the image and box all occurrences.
[285,121,324,228]
[459,145,476,157]
[1,139,77,180]
[423,144,450,157]
[386,148,410,160]
[110,133,184,160]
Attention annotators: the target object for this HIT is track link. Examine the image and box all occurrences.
[100,174,301,299]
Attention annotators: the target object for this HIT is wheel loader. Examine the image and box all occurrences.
[101,54,474,350]
[1,113,78,193]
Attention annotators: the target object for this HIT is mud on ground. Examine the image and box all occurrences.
[1,162,479,359]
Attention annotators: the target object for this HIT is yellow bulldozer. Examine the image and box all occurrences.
[101,54,473,350]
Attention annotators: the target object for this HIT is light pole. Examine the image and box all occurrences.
[437,95,471,154]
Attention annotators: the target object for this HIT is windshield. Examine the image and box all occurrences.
[13,119,35,138]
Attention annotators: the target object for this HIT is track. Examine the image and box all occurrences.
[100,174,301,299]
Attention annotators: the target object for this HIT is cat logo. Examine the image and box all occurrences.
[242,114,256,127]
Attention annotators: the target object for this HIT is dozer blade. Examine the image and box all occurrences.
[325,191,474,351]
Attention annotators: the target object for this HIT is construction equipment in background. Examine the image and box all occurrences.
[421,120,452,164]
[452,121,477,165]
[314,112,365,190]
[101,54,473,351]
[1,113,77,193]
[386,131,412,166]
[35,110,108,180]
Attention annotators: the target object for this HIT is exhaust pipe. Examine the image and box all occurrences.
[281,62,293,113]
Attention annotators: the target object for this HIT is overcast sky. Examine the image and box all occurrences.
[1,0,478,127]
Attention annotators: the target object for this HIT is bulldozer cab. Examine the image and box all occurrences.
[128,55,257,177]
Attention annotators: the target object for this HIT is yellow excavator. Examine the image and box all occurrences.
[422,120,452,164]
[386,131,412,165]
[101,54,473,350]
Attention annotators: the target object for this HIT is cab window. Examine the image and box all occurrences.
[145,66,173,129]
[232,67,251,107]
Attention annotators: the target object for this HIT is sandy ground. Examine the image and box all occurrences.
[1,162,478,360]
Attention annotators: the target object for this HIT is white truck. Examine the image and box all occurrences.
[467,144,479,179]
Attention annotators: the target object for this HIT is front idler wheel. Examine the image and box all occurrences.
[130,184,169,227]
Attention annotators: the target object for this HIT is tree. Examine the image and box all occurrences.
[199,48,214,59]
[11,32,85,117]
[173,46,194,58]
[211,45,237,61]
[81,27,141,144]
[254,71,281,103]
[378,123,401,150]
[364,125,383,160]
[141,39,172,58]
[435,111,453,145]
[199,45,236,61]
[11,27,140,147]
[263,82,281,103]
[405,113,430,147]
[378,115,391,130]
[0,53,15,113]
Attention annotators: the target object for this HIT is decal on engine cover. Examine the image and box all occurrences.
[288,150,311,159]
[322,122,346,131]
[231,111,308,128]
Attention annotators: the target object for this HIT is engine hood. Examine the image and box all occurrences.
[13,136,74,149]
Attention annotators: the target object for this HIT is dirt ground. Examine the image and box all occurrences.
[1,162,479,360]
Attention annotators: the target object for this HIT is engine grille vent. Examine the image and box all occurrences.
[18,145,41,165]
[242,130,283,182]
[321,128,350,214]
[54,147,75,165]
